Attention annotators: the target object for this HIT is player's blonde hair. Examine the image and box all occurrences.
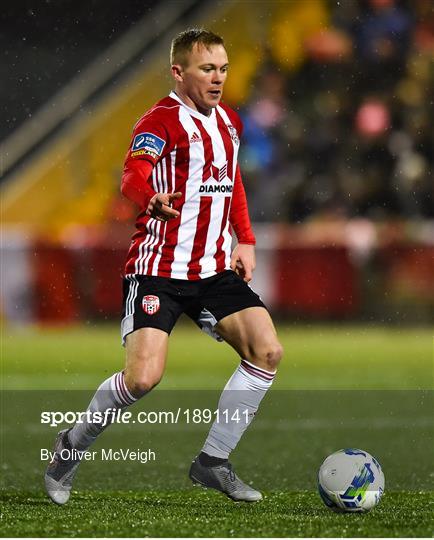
[170,28,225,67]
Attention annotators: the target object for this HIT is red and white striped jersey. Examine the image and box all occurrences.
[123,91,247,280]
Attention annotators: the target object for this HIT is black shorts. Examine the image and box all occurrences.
[121,270,266,344]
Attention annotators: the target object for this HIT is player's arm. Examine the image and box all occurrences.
[121,160,180,221]
[121,125,180,221]
[229,165,256,282]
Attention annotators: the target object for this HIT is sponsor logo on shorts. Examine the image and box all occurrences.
[142,295,160,315]
[131,132,166,159]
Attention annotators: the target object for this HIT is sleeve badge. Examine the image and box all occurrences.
[131,132,166,159]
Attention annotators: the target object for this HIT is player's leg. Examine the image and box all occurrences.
[45,274,182,505]
[204,306,281,453]
[45,328,168,505]
[190,307,282,501]
[188,272,283,501]
[68,327,168,451]
[124,326,168,394]
[215,305,282,371]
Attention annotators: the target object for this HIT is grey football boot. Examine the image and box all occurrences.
[44,429,81,505]
[189,456,262,502]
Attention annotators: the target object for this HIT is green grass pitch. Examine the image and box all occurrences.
[1,322,433,537]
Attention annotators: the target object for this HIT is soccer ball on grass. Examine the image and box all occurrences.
[318,448,385,512]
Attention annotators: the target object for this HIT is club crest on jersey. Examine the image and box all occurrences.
[142,295,160,315]
[227,125,239,145]
[131,132,166,159]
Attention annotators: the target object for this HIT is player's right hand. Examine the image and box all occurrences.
[146,192,182,221]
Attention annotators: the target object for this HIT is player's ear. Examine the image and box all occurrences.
[171,64,184,83]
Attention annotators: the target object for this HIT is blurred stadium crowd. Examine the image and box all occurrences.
[2,0,433,324]
[235,0,433,223]
[3,0,433,225]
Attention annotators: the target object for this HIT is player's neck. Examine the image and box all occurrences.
[173,89,212,117]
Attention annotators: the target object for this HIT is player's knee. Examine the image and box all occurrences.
[248,341,283,372]
[264,342,283,371]
[124,370,162,397]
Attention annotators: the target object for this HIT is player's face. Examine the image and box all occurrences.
[173,43,228,115]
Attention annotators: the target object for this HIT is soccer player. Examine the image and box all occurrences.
[45,28,283,504]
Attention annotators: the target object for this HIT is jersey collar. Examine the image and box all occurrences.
[170,91,216,122]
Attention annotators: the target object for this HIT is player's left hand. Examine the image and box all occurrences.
[230,244,256,283]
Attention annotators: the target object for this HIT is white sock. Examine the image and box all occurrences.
[201,359,276,459]
[68,371,138,451]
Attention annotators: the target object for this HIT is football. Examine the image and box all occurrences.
[318,448,385,512]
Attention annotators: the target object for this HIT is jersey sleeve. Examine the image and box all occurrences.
[121,159,156,210]
[121,110,174,209]
[125,111,172,167]
[229,165,256,245]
